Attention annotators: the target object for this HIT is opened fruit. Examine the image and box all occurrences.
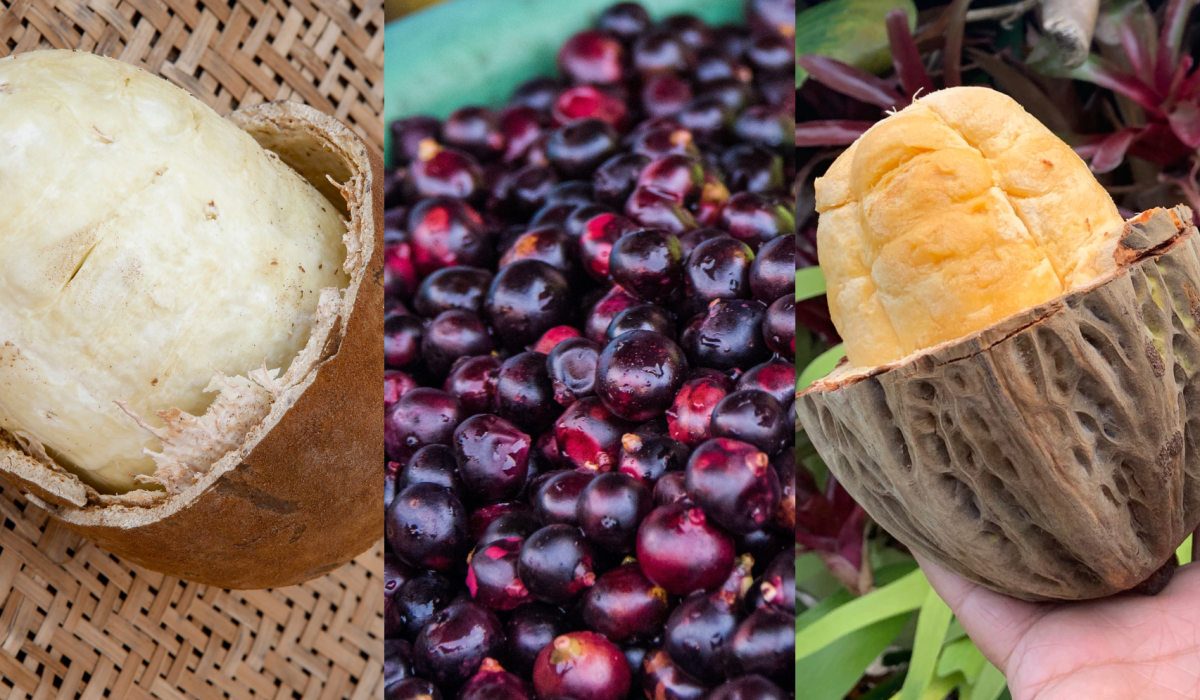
[799,85,1200,600]
[0,51,382,588]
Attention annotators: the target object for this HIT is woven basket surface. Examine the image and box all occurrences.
[0,476,386,700]
[0,0,385,150]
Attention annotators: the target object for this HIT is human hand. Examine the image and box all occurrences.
[918,556,1200,700]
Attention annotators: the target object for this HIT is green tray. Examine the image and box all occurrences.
[384,0,746,166]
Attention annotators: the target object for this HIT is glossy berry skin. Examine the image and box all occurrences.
[642,73,693,118]
[598,234,683,301]
[585,285,640,343]
[618,432,689,486]
[554,397,638,471]
[390,116,441,166]
[547,338,603,406]
[444,354,501,415]
[625,187,699,234]
[413,601,505,691]
[385,388,462,464]
[533,325,582,354]
[661,14,712,49]
[384,313,423,369]
[421,309,494,377]
[499,105,546,163]
[593,153,650,208]
[682,299,770,371]
[684,236,754,314]
[576,472,653,553]
[663,593,738,684]
[443,106,506,160]
[477,507,541,546]
[387,678,443,700]
[633,29,697,75]
[385,242,419,302]
[384,639,412,686]
[762,295,795,361]
[392,572,453,640]
[641,649,709,700]
[518,524,597,604]
[685,438,780,534]
[467,537,532,610]
[533,632,631,700]
[722,608,794,683]
[677,95,735,143]
[564,202,615,238]
[453,414,532,503]
[499,226,577,274]
[719,193,793,252]
[412,266,493,317]
[632,126,701,160]
[733,106,794,152]
[505,603,570,677]
[511,76,564,112]
[547,118,621,177]
[494,164,557,216]
[721,145,785,195]
[581,562,670,641]
[759,551,795,614]
[596,2,652,40]
[771,450,794,532]
[558,30,625,85]
[497,352,563,433]
[705,675,787,700]
[636,155,705,206]
[748,231,795,302]
[400,444,464,498]
[386,483,470,571]
[710,390,789,456]
[579,213,636,282]
[411,141,483,200]
[735,357,794,406]
[596,330,689,422]
[408,196,492,274]
[606,303,674,341]
[653,471,689,506]
[486,259,572,349]
[676,226,725,261]
[458,659,533,700]
[636,500,735,594]
[533,469,595,525]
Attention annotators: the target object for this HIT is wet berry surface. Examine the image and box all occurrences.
[384,3,795,697]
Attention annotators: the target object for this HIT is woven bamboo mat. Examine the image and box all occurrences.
[0,0,385,151]
[0,475,386,700]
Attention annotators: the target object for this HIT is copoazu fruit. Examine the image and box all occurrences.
[0,51,382,588]
[799,85,1200,600]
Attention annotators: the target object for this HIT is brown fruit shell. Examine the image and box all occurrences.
[0,102,383,589]
[798,206,1200,601]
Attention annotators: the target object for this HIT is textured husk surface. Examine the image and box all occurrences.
[0,101,384,589]
[798,205,1200,601]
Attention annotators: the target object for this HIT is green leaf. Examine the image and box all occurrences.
[796,568,932,660]
[798,344,846,391]
[796,266,828,302]
[937,638,987,683]
[964,663,1008,700]
[1178,535,1193,565]
[795,612,912,700]
[796,0,918,85]
[384,0,744,165]
[896,589,954,700]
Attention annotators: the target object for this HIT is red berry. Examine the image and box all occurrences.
[533,631,631,700]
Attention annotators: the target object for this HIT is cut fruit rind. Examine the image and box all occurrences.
[0,101,383,589]
[799,204,1200,600]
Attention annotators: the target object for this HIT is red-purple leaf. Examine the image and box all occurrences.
[1128,122,1191,167]
[1075,56,1165,115]
[1085,127,1143,173]
[885,8,934,98]
[942,0,971,88]
[795,120,875,147]
[1167,55,1195,102]
[795,475,869,592]
[1177,64,1200,102]
[1118,14,1155,85]
[1157,0,1198,92]
[797,54,906,109]
[1169,101,1200,147]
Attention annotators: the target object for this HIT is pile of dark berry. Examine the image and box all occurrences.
[383,2,797,699]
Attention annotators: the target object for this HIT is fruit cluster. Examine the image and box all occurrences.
[383,2,797,699]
